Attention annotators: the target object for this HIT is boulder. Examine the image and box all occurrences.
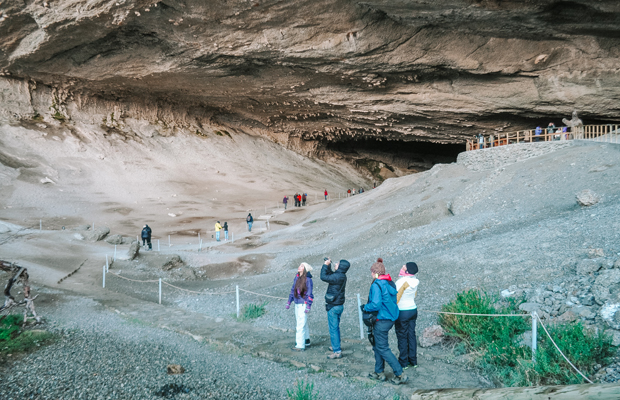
[73,233,85,240]
[595,269,620,288]
[166,364,185,375]
[0,223,10,234]
[592,285,610,304]
[126,241,140,260]
[518,302,541,313]
[600,303,620,330]
[161,255,184,271]
[576,259,602,275]
[419,325,445,348]
[604,330,620,347]
[576,189,600,206]
[556,310,578,323]
[83,226,110,241]
[105,234,124,245]
[578,307,596,320]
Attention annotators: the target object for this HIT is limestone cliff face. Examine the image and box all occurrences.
[1,0,619,173]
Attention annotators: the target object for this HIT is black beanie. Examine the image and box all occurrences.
[406,262,418,275]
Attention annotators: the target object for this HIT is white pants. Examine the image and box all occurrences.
[294,303,310,348]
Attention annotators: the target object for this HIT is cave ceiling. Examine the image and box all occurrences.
[1,0,620,150]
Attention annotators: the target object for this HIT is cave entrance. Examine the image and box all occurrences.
[325,138,464,180]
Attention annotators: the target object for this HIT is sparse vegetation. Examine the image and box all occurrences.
[214,130,231,138]
[440,289,614,386]
[286,379,319,400]
[236,302,267,321]
[49,98,66,121]
[1,314,53,356]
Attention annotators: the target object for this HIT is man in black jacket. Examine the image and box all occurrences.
[321,258,350,359]
[141,225,152,251]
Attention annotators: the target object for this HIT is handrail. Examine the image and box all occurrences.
[465,123,620,151]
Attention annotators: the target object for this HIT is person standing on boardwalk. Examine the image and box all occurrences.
[297,193,302,207]
[324,189,328,200]
[283,195,288,210]
[294,193,299,207]
[246,213,253,232]
[363,258,408,385]
[214,221,222,241]
[286,262,314,351]
[141,224,152,250]
[302,193,307,206]
[321,258,350,359]
[223,222,229,241]
[395,262,419,371]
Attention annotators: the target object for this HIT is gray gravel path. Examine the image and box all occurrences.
[0,294,398,400]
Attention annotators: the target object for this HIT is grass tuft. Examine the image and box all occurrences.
[440,289,613,386]
[1,315,53,355]
[236,302,267,321]
[286,379,319,400]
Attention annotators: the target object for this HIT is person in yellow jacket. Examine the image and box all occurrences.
[215,221,222,241]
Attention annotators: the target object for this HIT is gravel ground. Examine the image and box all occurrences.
[0,295,399,400]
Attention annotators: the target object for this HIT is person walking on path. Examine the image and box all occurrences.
[395,262,419,370]
[223,222,229,241]
[286,262,314,351]
[347,189,351,197]
[321,258,350,359]
[302,193,307,206]
[214,221,222,241]
[246,213,253,232]
[362,258,408,385]
[141,224,152,250]
[324,189,328,200]
[283,195,288,210]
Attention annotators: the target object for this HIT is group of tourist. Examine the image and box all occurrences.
[346,188,365,196]
[534,122,568,141]
[286,257,419,385]
[214,221,230,241]
[283,193,308,209]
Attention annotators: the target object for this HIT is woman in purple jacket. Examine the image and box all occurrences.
[286,262,314,351]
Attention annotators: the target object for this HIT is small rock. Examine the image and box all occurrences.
[83,226,110,241]
[576,189,600,206]
[40,176,55,184]
[601,303,620,329]
[519,302,540,313]
[605,330,620,347]
[309,364,321,372]
[166,364,185,374]
[500,289,515,298]
[419,325,444,348]
[557,310,578,323]
[576,259,602,275]
[73,233,85,240]
[579,308,596,320]
[105,234,124,245]
[587,248,605,258]
[289,360,306,368]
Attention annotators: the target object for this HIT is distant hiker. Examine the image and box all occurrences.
[283,195,289,210]
[223,222,229,241]
[478,133,484,149]
[246,213,253,232]
[294,192,299,207]
[362,258,407,385]
[324,189,328,200]
[360,187,364,193]
[321,258,350,359]
[214,221,222,241]
[547,122,556,135]
[302,193,307,206]
[286,262,314,351]
[534,126,542,142]
[297,193,302,207]
[141,224,152,250]
[347,189,351,197]
[373,182,376,189]
[395,262,419,371]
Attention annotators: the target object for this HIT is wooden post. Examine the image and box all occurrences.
[236,285,240,319]
[516,131,519,143]
[357,294,364,340]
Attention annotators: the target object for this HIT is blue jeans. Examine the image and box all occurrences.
[216,231,220,241]
[373,319,403,376]
[395,309,418,367]
[224,231,228,241]
[248,222,252,231]
[327,305,344,353]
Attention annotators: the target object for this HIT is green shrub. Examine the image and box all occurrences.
[440,289,613,386]
[0,314,53,355]
[286,379,319,400]
[237,302,267,321]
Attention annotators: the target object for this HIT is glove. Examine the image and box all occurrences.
[285,304,290,310]
[360,305,365,313]
[305,308,310,314]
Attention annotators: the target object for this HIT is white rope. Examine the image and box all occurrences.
[536,313,594,384]
[423,310,530,317]
[107,273,159,283]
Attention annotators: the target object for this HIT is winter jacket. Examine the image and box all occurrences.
[288,273,314,309]
[223,223,228,232]
[396,276,419,311]
[364,275,399,321]
[283,197,288,204]
[247,215,253,223]
[320,260,350,311]
[141,226,151,239]
[214,222,222,232]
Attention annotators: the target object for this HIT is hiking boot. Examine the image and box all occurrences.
[391,374,408,385]
[291,347,305,352]
[329,346,333,351]
[327,352,342,359]
[368,372,386,382]
[305,339,311,347]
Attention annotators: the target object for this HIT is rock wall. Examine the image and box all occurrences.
[1,0,620,163]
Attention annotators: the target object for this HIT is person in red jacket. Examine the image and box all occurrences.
[297,194,302,207]
[324,189,328,200]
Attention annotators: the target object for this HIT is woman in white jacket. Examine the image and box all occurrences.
[395,262,419,369]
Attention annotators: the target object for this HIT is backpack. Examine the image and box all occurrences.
[361,281,380,327]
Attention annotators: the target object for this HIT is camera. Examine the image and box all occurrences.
[324,257,329,261]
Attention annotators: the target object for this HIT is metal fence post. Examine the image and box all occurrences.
[357,294,364,340]
[232,232,234,244]
[158,239,160,251]
[40,219,42,231]
[168,235,171,247]
[532,311,537,363]
[236,285,240,319]
[159,278,162,305]
[102,265,106,288]
[114,245,117,261]
[106,254,109,273]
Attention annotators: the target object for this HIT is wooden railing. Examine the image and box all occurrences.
[466,124,620,151]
